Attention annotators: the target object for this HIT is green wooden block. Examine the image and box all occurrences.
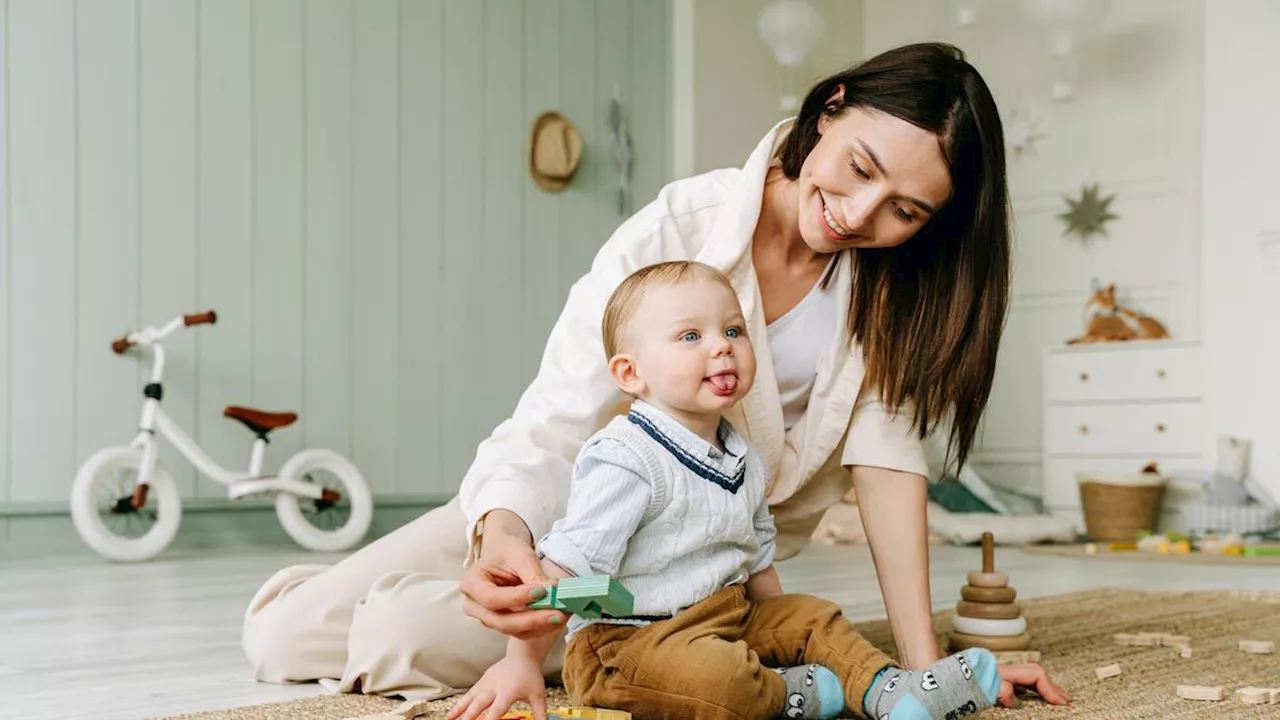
[1242,545,1280,557]
[525,575,634,618]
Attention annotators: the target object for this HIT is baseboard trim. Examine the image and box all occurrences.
[0,493,454,517]
[0,497,447,561]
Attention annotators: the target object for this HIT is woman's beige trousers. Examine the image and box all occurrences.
[241,495,565,700]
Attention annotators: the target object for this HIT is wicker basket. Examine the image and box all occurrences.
[1077,471,1168,541]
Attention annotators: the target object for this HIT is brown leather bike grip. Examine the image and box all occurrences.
[184,310,218,326]
[111,337,134,354]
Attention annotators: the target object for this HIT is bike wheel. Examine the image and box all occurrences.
[274,449,373,552]
[70,446,182,562]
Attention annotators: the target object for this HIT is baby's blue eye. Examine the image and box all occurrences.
[726,327,741,339]
[682,331,701,342]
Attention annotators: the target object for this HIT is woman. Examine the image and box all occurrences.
[243,42,1067,709]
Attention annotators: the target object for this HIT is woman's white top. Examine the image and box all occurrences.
[767,257,840,431]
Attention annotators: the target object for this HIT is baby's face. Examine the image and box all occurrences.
[621,279,757,416]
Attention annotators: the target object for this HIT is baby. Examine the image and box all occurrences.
[449,261,1004,720]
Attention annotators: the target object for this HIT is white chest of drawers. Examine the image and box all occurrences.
[1041,340,1204,530]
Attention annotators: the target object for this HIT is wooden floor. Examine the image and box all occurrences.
[4,542,1278,720]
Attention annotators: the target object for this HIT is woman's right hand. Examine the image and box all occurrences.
[460,510,569,640]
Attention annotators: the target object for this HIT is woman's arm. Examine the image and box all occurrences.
[851,465,938,669]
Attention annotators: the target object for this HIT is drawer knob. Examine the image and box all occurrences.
[1078,425,1089,435]
[1156,368,1167,379]
[1156,423,1167,433]
[1079,372,1089,382]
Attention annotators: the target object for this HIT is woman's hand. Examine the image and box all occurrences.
[447,653,549,720]
[996,663,1071,708]
[460,510,568,640]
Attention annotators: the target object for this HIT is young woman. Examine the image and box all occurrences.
[243,41,1066,710]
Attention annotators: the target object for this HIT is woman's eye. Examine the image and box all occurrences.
[894,205,917,223]
[848,156,870,180]
[682,331,700,342]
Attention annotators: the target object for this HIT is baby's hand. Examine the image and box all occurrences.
[447,653,548,720]
[996,662,1071,707]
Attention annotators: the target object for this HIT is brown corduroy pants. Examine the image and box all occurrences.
[563,584,896,720]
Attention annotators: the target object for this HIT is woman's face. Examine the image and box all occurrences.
[797,103,953,253]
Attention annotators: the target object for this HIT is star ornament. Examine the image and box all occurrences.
[1060,183,1118,243]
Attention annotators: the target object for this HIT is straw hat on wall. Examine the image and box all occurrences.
[529,111,583,192]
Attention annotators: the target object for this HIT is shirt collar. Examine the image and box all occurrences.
[628,399,747,468]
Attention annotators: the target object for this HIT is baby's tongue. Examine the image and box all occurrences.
[708,374,737,394]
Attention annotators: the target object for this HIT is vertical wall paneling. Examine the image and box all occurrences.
[594,0,628,249]
[139,0,199,498]
[629,0,669,217]
[397,0,443,495]
[439,0,484,485]
[74,0,139,481]
[0,0,10,504]
[557,1,597,289]
[251,0,305,469]
[0,1,672,513]
[196,0,253,491]
[520,0,561,375]
[302,0,352,459]
[482,1,525,441]
[350,0,398,494]
[8,0,76,503]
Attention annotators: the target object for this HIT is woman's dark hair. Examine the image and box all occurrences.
[775,42,1010,476]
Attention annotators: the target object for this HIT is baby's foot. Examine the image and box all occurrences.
[862,648,1000,720]
[774,664,844,720]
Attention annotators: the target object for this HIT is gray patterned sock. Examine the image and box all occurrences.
[863,649,1001,720]
[773,664,844,720]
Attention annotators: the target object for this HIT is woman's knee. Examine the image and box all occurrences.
[345,571,510,693]
[242,564,342,683]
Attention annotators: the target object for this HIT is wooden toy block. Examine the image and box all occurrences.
[1095,663,1122,680]
[993,650,1041,665]
[1235,686,1276,705]
[1242,545,1280,557]
[502,708,632,720]
[1176,684,1224,701]
[1239,640,1275,654]
[555,707,633,720]
[528,576,634,619]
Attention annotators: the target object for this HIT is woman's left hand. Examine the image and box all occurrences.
[996,663,1071,707]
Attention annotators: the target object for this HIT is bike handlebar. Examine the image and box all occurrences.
[111,309,218,354]
[184,310,217,326]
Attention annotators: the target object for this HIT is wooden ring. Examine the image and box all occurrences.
[948,631,1032,652]
[956,600,1021,620]
[961,585,1016,603]
[967,571,1008,588]
[951,615,1027,637]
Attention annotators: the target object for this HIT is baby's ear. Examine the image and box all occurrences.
[608,354,645,396]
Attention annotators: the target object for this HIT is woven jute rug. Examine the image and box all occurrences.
[158,588,1280,720]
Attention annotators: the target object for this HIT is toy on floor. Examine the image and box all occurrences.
[527,575,635,619]
[948,532,1032,653]
[502,708,631,720]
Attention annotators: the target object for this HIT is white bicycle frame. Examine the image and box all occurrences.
[124,316,324,502]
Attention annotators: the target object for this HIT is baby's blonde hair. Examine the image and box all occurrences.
[601,261,736,360]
